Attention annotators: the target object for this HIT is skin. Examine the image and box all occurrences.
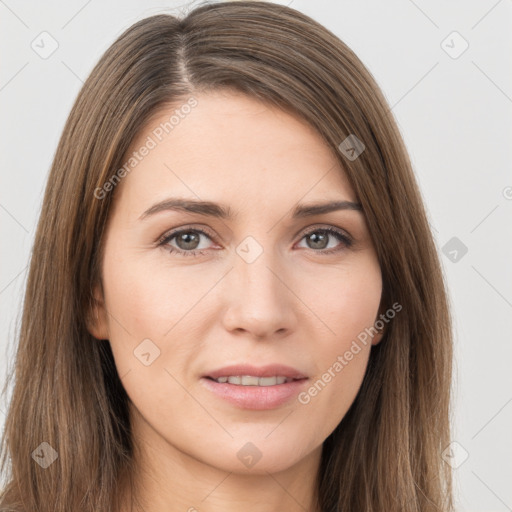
[88,89,383,512]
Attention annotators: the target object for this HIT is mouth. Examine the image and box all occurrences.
[200,364,309,410]
[205,375,302,386]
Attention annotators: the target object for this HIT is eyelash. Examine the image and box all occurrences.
[157,225,353,257]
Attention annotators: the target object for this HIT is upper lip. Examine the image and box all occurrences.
[204,364,308,380]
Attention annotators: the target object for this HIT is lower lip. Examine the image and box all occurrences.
[200,377,308,410]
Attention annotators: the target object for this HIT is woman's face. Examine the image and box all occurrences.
[91,90,383,475]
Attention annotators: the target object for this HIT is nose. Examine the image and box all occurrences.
[221,249,297,340]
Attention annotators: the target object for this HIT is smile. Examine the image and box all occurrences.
[208,375,296,386]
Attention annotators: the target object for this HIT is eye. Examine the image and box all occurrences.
[157,225,353,257]
[158,227,216,257]
[296,226,353,254]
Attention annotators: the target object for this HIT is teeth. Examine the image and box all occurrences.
[240,375,259,385]
[213,375,293,386]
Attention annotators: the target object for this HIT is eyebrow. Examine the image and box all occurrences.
[138,197,362,221]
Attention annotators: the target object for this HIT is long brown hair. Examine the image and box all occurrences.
[0,2,453,510]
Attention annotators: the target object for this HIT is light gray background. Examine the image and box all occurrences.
[1,1,511,510]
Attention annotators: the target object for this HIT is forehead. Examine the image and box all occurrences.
[116,90,356,212]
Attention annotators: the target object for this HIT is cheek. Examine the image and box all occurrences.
[100,246,221,394]
[102,245,211,340]
[293,260,381,425]
[100,251,202,416]
[333,274,382,341]
[299,256,382,348]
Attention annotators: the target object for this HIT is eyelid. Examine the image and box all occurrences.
[300,224,352,242]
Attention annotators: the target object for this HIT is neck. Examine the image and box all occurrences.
[116,410,323,512]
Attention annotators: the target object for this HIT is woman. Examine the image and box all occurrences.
[0,2,454,511]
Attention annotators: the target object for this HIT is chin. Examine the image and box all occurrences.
[198,434,318,476]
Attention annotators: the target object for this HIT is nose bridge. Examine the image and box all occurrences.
[221,235,295,336]
[234,237,285,306]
